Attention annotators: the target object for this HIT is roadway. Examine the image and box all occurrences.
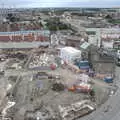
[80,66,120,120]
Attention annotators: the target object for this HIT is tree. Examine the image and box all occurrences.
[6,13,20,22]
[45,18,70,31]
[105,14,112,19]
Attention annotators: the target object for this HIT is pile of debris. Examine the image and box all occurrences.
[6,59,23,70]
[29,53,54,68]
[24,105,57,120]
[52,82,65,92]
[58,100,95,120]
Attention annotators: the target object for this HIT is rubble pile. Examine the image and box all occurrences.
[29,53,55,68]
[58,100,95,120]
[52,82,65,92]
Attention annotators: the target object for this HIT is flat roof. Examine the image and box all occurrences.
[0,30,50,36]
[62,47,81,54]
[86,28,120,32]
[80,42,90,49]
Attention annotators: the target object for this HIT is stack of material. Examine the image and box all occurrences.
[68,81,92,93]
[29,53,53,68]
[77,73,91,83]
[74,82,92,93]
[68,74,92,93]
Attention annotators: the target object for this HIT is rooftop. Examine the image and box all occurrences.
[62,46,81,54]
[0,42,49,49]
[0,30,50,36]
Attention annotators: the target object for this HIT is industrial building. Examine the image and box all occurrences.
[0,30,50,49]
[60,47,81,63]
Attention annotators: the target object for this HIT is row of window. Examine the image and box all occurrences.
[0,35,49,42]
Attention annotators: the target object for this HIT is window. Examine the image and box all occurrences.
[86,31,96,35]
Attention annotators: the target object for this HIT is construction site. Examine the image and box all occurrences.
[0,42,116,120]
[0,7,119,120]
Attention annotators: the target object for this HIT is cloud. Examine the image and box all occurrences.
[0,0,120,8]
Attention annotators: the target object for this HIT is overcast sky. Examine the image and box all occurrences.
[1,0,120,8]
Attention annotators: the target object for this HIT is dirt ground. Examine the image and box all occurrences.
[0,48,114,120]
[6,65,111,120]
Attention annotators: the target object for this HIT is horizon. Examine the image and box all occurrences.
[0,0,120,8]
[0,6,120,9]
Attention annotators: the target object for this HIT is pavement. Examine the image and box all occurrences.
[79,66,120,120]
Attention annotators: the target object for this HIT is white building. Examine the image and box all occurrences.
[102,40,114,49]
[86,28,120,48]
[60,47,81,63]
[88,35,98,46]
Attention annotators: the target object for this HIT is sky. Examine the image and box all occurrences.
[1,0,120,8]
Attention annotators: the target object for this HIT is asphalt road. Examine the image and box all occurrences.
[80,66,120,120]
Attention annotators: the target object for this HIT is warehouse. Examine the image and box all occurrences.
[60,47,81,63]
